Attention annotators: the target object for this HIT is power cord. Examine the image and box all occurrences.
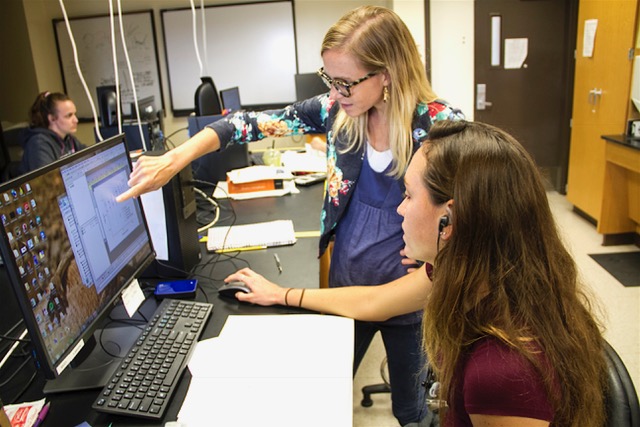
[193,187,219,233]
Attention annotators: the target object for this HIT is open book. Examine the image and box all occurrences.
[206,220,297,252]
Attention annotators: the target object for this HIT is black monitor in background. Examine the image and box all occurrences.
[294,73,328,102]
[0,134,155,393]
[130,95,156,121]
[96,85,119,128]
[97,123,154,152]
[220,87,242,113]
[187,114,250,183]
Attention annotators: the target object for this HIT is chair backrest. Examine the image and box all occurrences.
[194,77,222,116]
[1,124,27,181]
[604,340,640,427]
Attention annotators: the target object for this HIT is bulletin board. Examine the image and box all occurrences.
[161,0,297,115]
[53,11,164,120]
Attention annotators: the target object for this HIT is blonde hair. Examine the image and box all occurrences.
[321,6,437,177]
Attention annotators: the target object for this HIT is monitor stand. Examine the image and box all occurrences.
[43,325,140,394]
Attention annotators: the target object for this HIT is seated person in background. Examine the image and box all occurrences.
[226,120,608,427]
[20,91,86,173]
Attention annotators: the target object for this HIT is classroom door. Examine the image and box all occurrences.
[474,0,578,192]
[566,0,637,220]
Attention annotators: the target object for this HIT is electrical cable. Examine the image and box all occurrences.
[108,0,122,134]
[0,334,30,344]
[0,357,32,389]
[57,0,104,141]
[189,0,204,77]
[10,370,38,404]
[0,329,28,370]
[200,0,208,76]
[193,186,219,233]
[116,0,147,151]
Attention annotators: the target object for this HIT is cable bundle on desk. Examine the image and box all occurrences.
[0,321,37,404]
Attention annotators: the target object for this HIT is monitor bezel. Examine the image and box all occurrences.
[0,134,156,380]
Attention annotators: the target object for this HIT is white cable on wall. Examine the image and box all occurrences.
[108,0,122,134]
[190,0,204,77]
[58,0,104,141]
[116,0,147,151]
[200,0,208,76]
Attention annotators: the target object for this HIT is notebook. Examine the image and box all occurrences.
[206,220,297,252]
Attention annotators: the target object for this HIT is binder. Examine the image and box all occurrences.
[206,220,297,252]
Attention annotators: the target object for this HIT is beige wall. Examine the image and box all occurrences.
[0,0,38,125]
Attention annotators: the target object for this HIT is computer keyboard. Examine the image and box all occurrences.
[92,298,213,420]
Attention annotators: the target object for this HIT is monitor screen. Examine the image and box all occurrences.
[0,134,155,383]
[294,73,328,102]
[130,95,156,121]
[220,87,242,113]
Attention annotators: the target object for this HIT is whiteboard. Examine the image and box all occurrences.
[161,1,297,114]
[54,11,163,120]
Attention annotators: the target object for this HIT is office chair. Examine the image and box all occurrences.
[361,356,390,407]
[0,124,27,181]
[362,340,640,427]
[604,340,640,426]
[194,76,222,116]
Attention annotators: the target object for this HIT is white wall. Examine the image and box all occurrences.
[17,0,476,143]
[429,0,475,120]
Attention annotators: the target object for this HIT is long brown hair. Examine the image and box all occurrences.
[29,91,70,129]
[421,120,607,426]
[321,6,437,177]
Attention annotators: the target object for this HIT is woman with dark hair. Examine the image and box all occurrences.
[20,91,86,173]
[228,120,608,427]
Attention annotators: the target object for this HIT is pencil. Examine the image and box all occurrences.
[215,245,267,254]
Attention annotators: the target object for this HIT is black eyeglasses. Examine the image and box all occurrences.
[317,67,378,97]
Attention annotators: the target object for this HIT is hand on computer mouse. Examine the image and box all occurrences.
[224,268,286,306]
[218,281,251,298]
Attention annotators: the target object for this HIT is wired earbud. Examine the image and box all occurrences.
[438,215,449,234]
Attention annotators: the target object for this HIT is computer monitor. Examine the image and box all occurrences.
[130,95,156,121]
[96,85,119,127]
[294,73,328,102]
[0,134,155,393]
[220,87,242,113]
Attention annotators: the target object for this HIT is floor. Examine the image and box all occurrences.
[352,191,640,426]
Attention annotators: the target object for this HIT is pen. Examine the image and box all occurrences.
[33,401,50,427]
[215,245,267,254]
[274,253,283,274]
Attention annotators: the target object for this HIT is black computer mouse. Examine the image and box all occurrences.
[218,281,251,298]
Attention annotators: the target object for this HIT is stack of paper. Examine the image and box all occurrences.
[206,219,296,252]
[179,315,354,426]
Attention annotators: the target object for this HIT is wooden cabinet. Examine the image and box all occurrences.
[567,0,638,220]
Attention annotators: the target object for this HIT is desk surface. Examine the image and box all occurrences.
[1,184,326,427]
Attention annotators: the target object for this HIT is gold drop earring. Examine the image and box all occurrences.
[383,86,389,103]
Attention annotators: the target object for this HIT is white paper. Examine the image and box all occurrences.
[504,38,528,69]
[226,165,293,184]
[583,19,598,57]
[121,278,145,317]
[213,180,299,200]
[281,149,327,173]
[179,377,352,427]
[139,188,168,260]
[181,314,354,426]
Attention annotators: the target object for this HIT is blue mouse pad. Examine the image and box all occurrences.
[588,252,640,287]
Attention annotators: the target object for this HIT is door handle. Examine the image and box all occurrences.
[588,88,603,112]
[476,84,493,110]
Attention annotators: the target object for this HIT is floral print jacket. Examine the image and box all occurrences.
[208,94,463,257]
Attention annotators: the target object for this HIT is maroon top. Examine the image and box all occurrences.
[445,337,555,426]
